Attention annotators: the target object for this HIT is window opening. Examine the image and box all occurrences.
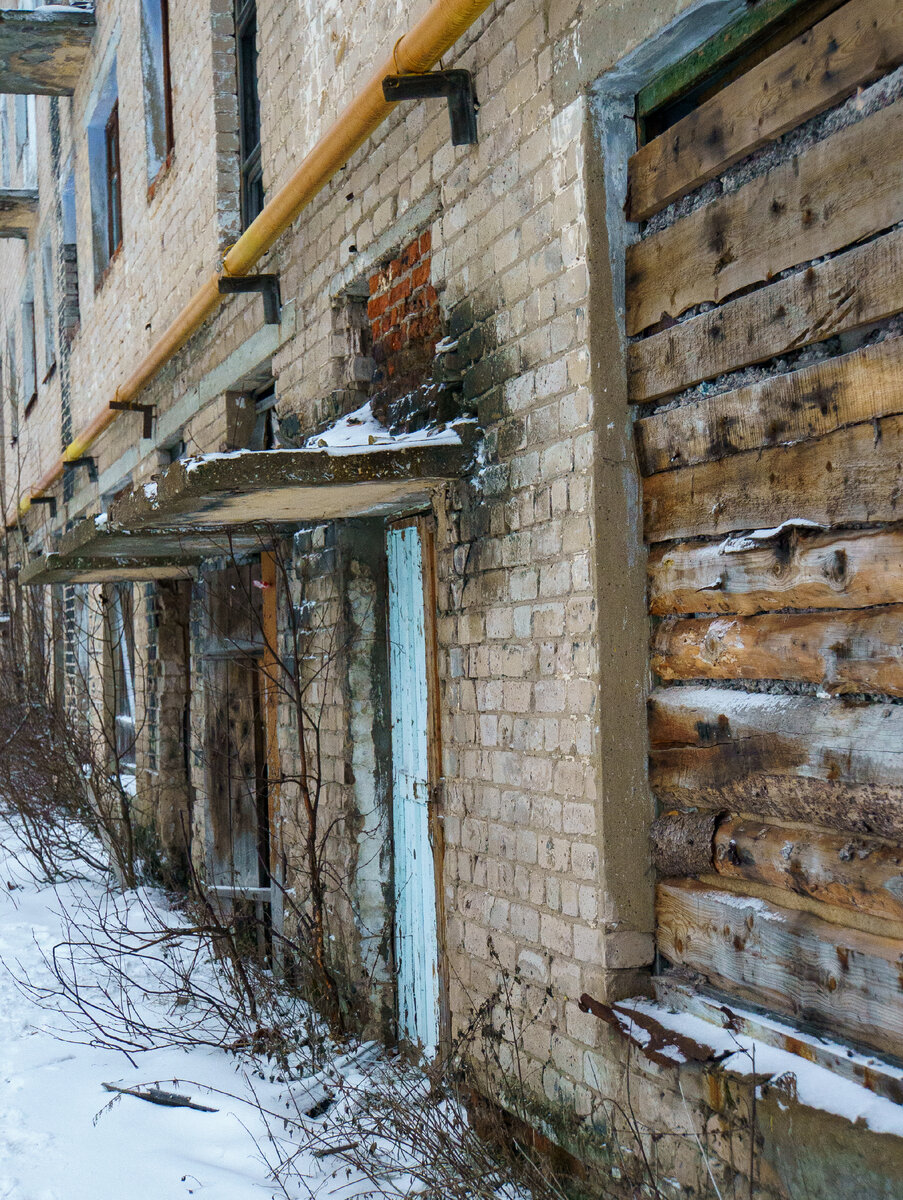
[638,0,847,143]
[40,231,56,380]
[88,63,121,284]
[21,272,37,416]
[6,326,18,444]
[235,0,263,229]
[141,0,175,187]
[61,167,80,338]
[105,102,123,261]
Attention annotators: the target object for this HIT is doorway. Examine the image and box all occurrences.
[387,518,442,1056]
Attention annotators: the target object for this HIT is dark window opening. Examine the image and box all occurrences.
[109,582,137,773]
[105,102,123,261]
[235,0,263,229]
[61,168,80,340]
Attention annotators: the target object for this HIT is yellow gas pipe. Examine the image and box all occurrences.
[13,0,492,523]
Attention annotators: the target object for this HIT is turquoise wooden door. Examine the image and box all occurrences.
[387,523,440,1057]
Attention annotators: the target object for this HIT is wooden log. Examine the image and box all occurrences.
[712,818,903,926]
[653,976,903,1107]
[628,227,903,403]
[648,527,903,616]
[644,413,903,543]
[651,807,728,877]
[626,97,903,335]
[636,335,903,476]
[652,606,903,697]
[649,685,903,839]
[628,0,903,222]
[656,879,903,1058]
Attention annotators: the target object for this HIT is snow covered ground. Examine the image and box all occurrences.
[0,827,528,1200]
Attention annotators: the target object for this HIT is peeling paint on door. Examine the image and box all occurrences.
[387,522,440,1057]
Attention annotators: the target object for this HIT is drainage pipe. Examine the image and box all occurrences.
[15,0,493,519]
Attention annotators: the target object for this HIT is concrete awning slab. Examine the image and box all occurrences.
[19,554,198,586]
[0,189,37,238]
[0,9,95,94]
[20,437,472,585]
[110,440,472,530]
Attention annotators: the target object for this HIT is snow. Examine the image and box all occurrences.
[623,999,903,1139]
[720,519,824,555]
[0,824,527,1199]
[94,513,109,528]
[182,402,469,472]
[143,482,158,503]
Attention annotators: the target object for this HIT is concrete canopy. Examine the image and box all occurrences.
[109,441,472,530]
[0,189,37,238]
[20,438,472,585]
[0,9,95,95]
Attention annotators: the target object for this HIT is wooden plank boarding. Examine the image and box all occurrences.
[629,227,903,403]
[626,97,903,335]
[656,879,903,1058]
[644,413,903,543]
[649,686,903,840]
[713,818,903,926]
[629,0,903,221]
[636,334,903,476]
[652,605,903,697]
[648,528,903,616]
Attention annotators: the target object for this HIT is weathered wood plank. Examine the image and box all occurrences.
[629,0,903,222]
[654,976,903,1106]
[629,227,903,403]
[648,527,903,616]
[657,880,903,1057]
[644,414,903,543]
[652,606,903,697]
[649,686,903,839]
[636,335,903,476]
[711,817,903,926]
[626,98,903,335]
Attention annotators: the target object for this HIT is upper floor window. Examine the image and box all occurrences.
[88,64,122,285]
[21,269,37,416]
[60,166,80,339]
[141,0,174,188]
[40,230,56,380]
[235,0,263,229]
[105,103,123,260]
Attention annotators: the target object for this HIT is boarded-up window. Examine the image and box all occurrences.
[628,0,903,1060]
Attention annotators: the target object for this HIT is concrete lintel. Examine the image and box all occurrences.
[0,9,95,95]
[20,554,197,587]
[0,189,37,238]
[59,515,269,561]
[110,440,473,531]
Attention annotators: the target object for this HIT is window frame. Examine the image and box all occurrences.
[235,0,263,229]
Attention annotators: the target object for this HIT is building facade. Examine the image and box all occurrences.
[2,0,903,1195]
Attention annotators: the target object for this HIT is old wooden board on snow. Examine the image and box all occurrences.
[628,0,903,221]
[652,605,903,696]
[648,527,903,616]
[628,226,903,402]
[656,879,903,1058]
[649,686,903,839]
[635,334,903,476]
[627,97,903,334]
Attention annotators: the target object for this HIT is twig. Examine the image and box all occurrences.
[101,1082,219,1112]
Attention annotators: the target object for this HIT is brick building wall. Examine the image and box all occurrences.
[0,0,898,1195]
